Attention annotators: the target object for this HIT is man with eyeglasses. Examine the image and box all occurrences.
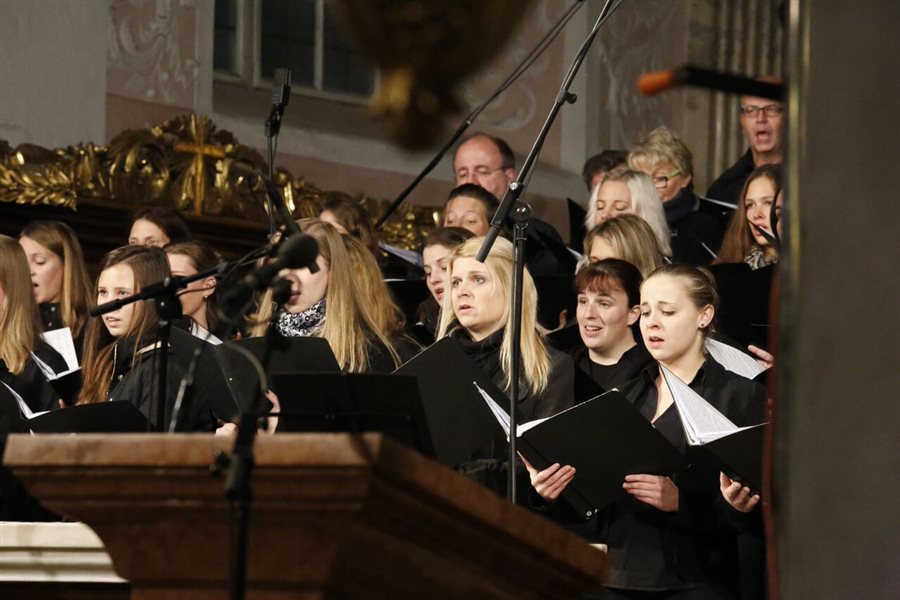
[450,133,575,278]
[705,78,785,221]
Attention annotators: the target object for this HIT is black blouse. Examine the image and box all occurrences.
[450,327,574,421]
[106,337,216,432]
[571,341,655,394]
[595,357,766,594]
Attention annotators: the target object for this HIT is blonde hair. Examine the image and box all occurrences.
[437,237,550,395]
[250,220,403,372]
[583,215,665,278]
[20,221,94,337]
[79,246,171,404]
[627,126,694,177]
[0,235,43,374]
[584,167,672,256]
[644,263,719,341]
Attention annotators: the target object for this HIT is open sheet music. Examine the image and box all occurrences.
[473,381,685,517]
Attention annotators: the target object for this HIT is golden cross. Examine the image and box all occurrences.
[173,115,226,216]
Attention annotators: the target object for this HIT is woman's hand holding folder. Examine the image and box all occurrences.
[519,453,576,502]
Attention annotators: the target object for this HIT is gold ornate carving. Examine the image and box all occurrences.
[0,113,434,250]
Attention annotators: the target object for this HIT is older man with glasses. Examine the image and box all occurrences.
[449,132,575,278]
[705,79,785,220]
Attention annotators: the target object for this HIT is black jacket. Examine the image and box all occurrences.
[704,150,757,229]
[570,341,654,395]
[451,328,575,421]
[594,357,766,594]
[666,187,725,266]
[0,341,67,413]
[107,337,216,432]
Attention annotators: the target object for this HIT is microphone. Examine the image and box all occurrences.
[637,65,784,100]
[238,230,320,295]
[271,68,291,110]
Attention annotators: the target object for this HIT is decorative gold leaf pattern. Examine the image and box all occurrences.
[0,113,435,250]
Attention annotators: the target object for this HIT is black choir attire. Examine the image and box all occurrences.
[595,357,766,599]
[451,327,574,421]
[448,326,576,497]
[0,343,68,521]
[106,336,216,432]
[665,187,725,266]
[703,150,756,230]
[523,218,580,277]
[413,297,440,345]
[571,341,654,394]
[0,341,66,414]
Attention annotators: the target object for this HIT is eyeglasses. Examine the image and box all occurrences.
[455,165,506,180]
[740,104,783,118]
[652,170,682,188]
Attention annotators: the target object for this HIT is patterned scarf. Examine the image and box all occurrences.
[744,244,777,271]
[274,298,326,337]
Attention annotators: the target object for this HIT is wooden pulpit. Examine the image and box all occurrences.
[3,433,608,599]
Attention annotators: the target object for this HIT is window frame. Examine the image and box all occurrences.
[213,0,376,106]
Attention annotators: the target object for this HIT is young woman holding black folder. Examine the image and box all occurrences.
[527,264,766,599]
[78,245,215,431]
[436,236,574,421]
[0,235,67,414]
[571,259,654,394]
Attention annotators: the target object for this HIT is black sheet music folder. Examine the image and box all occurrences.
[214,336,341,411]
[394,338,510,469]
[27,401,150,433]
[269,372,435,457]
[516,390,687,518]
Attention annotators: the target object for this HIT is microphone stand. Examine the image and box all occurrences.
[475,0,620,504]
[373,0,586,230]
[264,68,291,237]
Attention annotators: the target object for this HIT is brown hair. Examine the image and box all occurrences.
[320,193,380,259]
[164,239,222,332]
[19,220,94,337]
[0,235,43,374]
[423,226,475,250]
[575,258,643,309]
[715,164,782,264]
[130,206,192,245]
[79,246,171,404]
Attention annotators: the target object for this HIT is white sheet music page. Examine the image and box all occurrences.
[473,381,510,437]
[705,338,767,380]
[39,327,80,371]
[659,364,752,445]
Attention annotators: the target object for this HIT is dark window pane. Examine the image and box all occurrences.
[214,0,238,73]
[322,2,374,96]
[260,0,315,86]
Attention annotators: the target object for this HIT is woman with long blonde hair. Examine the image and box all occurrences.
[0,235,67,413]
[79,245,215,431]
[19,221,93,349]
[437,236,573,420]
[250,219,407,373]
[584,167,672,257]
